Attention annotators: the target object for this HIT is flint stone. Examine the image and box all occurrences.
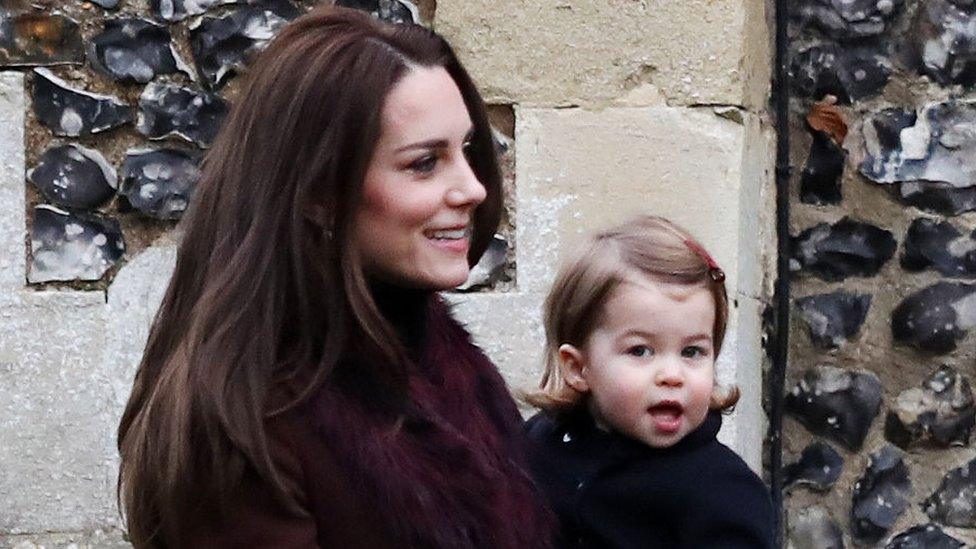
[28,144,117,211]
[793,0,903,41]
[120,148,201,220]
[493,127,512,154]
[189,1,301,89]
[897,181,976,216]
[791,44,891,103]
[137,82,228,148]
[885,365,975,448]
[789,506,845,549]
[885,524,963,549]
[88,18,189,84]
[800,131,845,205]
[861,101,976,190]
[924,458,976,527]
[31,68,133,137]
[336,0,419,23]
[891,282,976,354]
[911,0,976,87]
[791,217,896,281]
[795,291,871,349]
[150,0,238,22]
[0,13,84,66]
[457,234,508,291]
[851,445,911,543]
[28,205,124,283]
[902,218,976,278]
[784,441,844,491]
[786,365,883,451]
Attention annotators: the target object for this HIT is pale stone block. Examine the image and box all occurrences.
[723,294,768,471]
[0,529,129,548]
[0,292,117,534]
[0,239,176,535]
[738,112,778,300]
[0,72,25,292]
[104,240,176,416]
[435,0,770,108]
[515,106,765,295]
[448,292,546,396]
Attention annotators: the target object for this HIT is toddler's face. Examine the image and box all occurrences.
[560,276,716,448]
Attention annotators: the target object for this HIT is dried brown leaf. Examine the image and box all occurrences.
[807,96,848,146]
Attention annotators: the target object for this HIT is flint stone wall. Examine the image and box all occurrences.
[786,0,976,546]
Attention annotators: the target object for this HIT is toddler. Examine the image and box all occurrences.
[525,215,775,548]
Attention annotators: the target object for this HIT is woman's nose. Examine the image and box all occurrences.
[445,156,486,208]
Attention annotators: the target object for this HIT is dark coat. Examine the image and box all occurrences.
[525,409,776,549]
[180,294,553,548]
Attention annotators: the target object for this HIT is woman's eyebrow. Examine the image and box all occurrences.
[395,126,476,153]
[396,139,448,152]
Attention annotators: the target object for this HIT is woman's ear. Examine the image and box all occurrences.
[558,344,590,393]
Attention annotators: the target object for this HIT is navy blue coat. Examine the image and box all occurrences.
[525,409,776,549]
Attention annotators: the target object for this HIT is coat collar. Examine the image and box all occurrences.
[557,407,723,459]
[305,295,554,548]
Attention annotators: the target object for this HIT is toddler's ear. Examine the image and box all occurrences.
[557,344,590,393]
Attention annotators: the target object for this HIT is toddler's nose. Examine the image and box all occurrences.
[654,360,684,387]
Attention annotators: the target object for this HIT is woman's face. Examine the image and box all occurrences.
[353,65,486,289]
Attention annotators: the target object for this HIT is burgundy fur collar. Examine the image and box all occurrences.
[307,296,553,548]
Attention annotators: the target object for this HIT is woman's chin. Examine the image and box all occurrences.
[434,269,472,290]
[389,265,471,291]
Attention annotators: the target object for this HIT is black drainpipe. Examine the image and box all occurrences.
[769,0,791,544]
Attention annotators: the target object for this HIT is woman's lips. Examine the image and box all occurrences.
[428,236,469,253]
[648,401,683,434]
[425,226,471,254]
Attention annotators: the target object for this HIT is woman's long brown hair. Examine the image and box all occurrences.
[116,6,502,546]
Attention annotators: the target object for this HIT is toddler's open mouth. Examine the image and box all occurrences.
[648,401,684,434]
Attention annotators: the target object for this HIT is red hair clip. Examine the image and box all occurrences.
[684,239,726,283]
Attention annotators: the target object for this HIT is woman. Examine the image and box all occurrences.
[117,6,552,547]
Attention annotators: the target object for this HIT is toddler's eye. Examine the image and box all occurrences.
[626,345,652,358]
[408,154,438,174]
[682,346,708,359]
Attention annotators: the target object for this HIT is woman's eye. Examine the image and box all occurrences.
[408,154,438,174]
[626,345,652,358]
[462,141,475,164]
[682,346,707,358]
